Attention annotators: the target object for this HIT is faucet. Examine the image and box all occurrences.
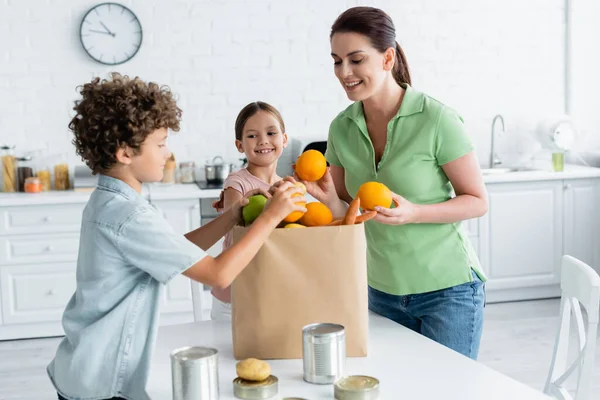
[490,114,504,168]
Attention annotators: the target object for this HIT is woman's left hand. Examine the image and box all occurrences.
[373,192,419,225]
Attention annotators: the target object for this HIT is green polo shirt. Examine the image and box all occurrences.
[325,84,486,295]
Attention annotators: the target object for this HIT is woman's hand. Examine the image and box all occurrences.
[373,192,420,225]
[300,167,340,204]
[276,166,339,204]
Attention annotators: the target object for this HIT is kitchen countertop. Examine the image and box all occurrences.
[483,162,600,183]
[147,313,551,399]
[0,183,222,207]
[0,163,598,206]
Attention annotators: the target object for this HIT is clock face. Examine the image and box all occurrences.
[80,3,142,65]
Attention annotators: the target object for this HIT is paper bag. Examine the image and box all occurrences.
[231,223,368,360]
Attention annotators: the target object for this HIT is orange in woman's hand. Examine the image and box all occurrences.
[283,182,306,223]
[300,202,333,226]
[294,150,327,182]
[357,182,393,211]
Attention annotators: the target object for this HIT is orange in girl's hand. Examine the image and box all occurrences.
[294,150,327,181]
[300,202,333,226]
[357,182,393,211]
[283,182,306,223]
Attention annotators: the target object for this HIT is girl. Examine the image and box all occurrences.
[211,101,290,321]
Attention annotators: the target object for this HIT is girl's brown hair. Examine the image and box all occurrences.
[331,6,411,86]
[234,101,286,141]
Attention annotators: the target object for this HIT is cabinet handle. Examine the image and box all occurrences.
[564,184,572,190]
[45,246,54,252]
[47,289,56,296]
[44,216,53,222]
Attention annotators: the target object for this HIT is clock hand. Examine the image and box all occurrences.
[89,29,114,36]
[99,21,115,37]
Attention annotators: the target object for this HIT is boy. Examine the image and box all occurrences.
[47,73,304,400]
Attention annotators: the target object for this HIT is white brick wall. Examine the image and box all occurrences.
[0,0,595,171]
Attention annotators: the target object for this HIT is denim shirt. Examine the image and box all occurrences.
[47,175,207,400]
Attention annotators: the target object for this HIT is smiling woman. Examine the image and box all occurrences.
[299,6,489,360]
[79,3,143,65]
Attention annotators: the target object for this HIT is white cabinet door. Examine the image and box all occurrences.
[483,181,563,292]
[152,199,201,322]
[563,179,600,274]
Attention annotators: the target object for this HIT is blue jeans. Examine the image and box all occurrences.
[368,270,485,360]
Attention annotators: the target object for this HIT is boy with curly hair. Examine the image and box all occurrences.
[47,73,305,400]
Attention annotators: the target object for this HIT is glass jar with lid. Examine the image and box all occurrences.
[0,145,16,192]
[179,161,196,183]
[16,156,35,193]
[24,177,42,193]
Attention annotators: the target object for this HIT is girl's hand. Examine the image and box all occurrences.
[373,192,420,225]
[262,182,307,222]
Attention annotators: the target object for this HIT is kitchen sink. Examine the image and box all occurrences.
[481,166,540,175]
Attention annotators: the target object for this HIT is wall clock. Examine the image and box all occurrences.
[80,3,143,65]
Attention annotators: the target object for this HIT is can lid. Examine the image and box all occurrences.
[303,322,345,337]
[170,346,218,361]
[233,375,278,399]
[334,375,380,399]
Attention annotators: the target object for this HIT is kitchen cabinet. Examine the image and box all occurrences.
[0,187,217,340]
[471,177,600,303]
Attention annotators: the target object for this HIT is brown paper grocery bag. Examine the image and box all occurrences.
[231,223,368,360]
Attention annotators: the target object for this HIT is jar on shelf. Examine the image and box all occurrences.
[16,156,35,193]
[0,145,16,192]
[34,150,51,191]
[54,162,70,190]
[24,177,42,193]
[179,161,196,183]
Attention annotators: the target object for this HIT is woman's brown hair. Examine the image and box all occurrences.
[69,73,182,174]
[234,101,286,141]
[331,6,411,86]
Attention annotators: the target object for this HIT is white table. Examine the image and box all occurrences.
[148,313,552,399]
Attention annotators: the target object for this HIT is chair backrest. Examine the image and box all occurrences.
[544,255,600,400]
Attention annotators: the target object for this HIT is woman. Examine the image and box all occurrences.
[303,6,488,359]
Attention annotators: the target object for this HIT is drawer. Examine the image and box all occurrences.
[200,198,219,218]
[0,233,79,265]
[1,263,76,324]
[0,204,84,235]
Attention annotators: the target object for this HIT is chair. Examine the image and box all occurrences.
[544,255,600,400]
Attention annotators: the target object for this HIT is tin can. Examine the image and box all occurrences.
[171,346,219,400]
[233,375,278,399]
[334,375,380,400]
[302,322,346,384]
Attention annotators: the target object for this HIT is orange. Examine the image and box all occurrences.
[283,182,306,223]
[300,202,333,226]
[295,150,327,182]
[356,181,393,211]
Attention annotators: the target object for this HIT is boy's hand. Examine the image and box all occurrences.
[231,189,272,224]
[262,181,307,223]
